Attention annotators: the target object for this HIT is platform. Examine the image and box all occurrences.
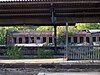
[0,59,99,75]
[38,72,100,75]
[0,58,64,64]
[0,59,100,65]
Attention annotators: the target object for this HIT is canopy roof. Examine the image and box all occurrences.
[0,0,100,25]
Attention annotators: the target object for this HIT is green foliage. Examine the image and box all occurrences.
[0,24,99,45]
[57,23,100,44]
[0,27,19,45]
[68,26,77,36]
[5,45,23,59]
[57,26,65,36]
[76,23,100,30]
[0,26,38,45]
[57,26,65,44]
[36,26,53,31]
[57,26,76,44]
[14,26,38,30]
[37,47,54,58]
[0,27,6,44]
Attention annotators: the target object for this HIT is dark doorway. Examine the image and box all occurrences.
[86,37,90,43]
[73,37,77,43]
[68,37,71,43]
[43,37,46,43]
[80,37,84,43]
[49,37,52,43]
[92,37,96,42]
[31,37,34,43]
[13,37,16,44]
[25,37,29,43]
[99,37,100,42]
[19,37,22,43]
[37,37,40,40]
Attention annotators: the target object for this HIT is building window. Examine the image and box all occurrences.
[80,37,83,43]
[68,37,71,43]
[13,37,16,44]
[31,37,34,43]
[92,37,96,42]
[37,37,40,40]
[86,37,90,43]
[19,37,22,43]
[25,37,29,43]
[73,37,77,43]
[43,37,46,43]
[49,37,52,43]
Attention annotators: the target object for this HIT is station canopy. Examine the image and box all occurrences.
[0,0,100,26]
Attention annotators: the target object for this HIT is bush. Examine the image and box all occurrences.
[37,47,54,59]
[5,45,23,59]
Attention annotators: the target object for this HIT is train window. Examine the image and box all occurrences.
[80,37,83,43]
[73,37,77,43]
[99,37,100,41]
[19,37,22,43]
[37,37,40,40]
[49,37,52,43]
[31,37,34,43]
[68,37,71,43]
[13,37,16,44]
[25,37,29,43]
[86,37,90,43]
[43,37,46,43]
[92,37,96,42]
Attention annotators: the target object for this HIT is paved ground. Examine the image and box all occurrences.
[38,72,100,75]
[0,69,35,75]
[0,68,99,75]
[0,59,99,75]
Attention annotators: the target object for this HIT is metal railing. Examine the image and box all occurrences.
[0,45,99,60]
[67,46,100,60]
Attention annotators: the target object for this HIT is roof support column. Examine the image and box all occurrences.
[64,23,68,60]
[51,3,57,53]
[54,25,57,53]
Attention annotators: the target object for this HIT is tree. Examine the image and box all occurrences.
[76,23,100,30]
[0,26,38,45]
[68,26,77,35]
[0,27,7,44]
[57,26,77,44]
[0,27,18,44]
[36,26,53,31]
[14,26,38,31]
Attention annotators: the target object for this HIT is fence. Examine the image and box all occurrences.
[0,45,99,60]
[67,46,100,60]
[0,46,65,58]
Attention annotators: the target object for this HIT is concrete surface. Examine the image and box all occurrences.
[38,72,100,75]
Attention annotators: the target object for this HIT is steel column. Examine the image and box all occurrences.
[54,25,57,52]
[64,23,68,60]
[51,3,57,53]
